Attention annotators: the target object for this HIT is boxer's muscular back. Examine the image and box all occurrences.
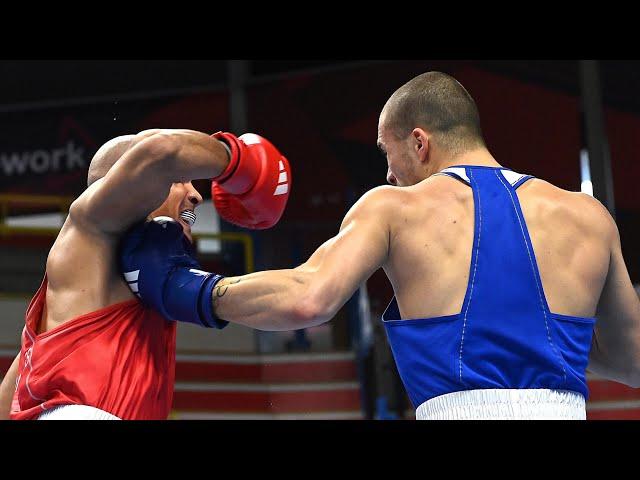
[40,193,133,334]
[385,174,614,321]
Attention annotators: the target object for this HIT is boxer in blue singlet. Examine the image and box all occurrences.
[383,165,593,419]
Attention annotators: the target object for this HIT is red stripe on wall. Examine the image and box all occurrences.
[175,360,357,383]
[587,380,640,402]
[587,409,640,420]
[175,363,261,383]
[261,362,357,383]
[0,357,14,374]
[172,389,361,413]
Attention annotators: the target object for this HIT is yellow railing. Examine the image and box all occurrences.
[0,193,74,219]
[193,232,254,274]
[0,193,74,238]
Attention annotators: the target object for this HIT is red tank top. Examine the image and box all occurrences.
[10,276,176,420]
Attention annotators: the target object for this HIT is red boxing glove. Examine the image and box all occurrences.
[211,132,291,230]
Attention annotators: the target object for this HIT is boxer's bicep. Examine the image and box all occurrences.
[298,187,394,316]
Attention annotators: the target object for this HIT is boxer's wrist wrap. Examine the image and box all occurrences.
[163,269,229,329]
[212,132,241,185]
[220,141,232,163]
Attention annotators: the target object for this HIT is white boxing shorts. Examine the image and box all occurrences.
[416,388,586,420]
[38,405,121,420]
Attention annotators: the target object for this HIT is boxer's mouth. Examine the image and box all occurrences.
[179,210,197,227]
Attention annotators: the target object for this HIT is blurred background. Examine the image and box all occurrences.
[0,59,638,419]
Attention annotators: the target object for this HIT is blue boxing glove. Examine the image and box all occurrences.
[119,216,229,329]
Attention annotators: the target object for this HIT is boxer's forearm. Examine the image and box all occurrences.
[212,271,334,331]
[96,129,229,180]
[116,129,230,187]
[150,129,230,181]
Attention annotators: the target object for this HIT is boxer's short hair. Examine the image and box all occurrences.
[384,71,485,154]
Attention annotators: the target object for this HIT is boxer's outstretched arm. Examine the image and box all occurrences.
[212,187,397,331]
[70,130,230,234]
[588,218,640,387]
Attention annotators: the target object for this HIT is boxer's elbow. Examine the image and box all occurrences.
[280,264,351,328]
[627,359,640,388]
[618,350,640,388]
[292,290,338,328]
[291,299,332,329]
[615,366,640,388]
[590,345,640,388]
[628,375,640,389]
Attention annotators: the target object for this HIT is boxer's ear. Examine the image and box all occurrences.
[411,128,429,164]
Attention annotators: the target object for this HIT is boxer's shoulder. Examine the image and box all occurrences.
[571,191,618,241]
[404,175,474,217]
[343,185,408,224]
[360,185,407,205]
[527,180,614,229]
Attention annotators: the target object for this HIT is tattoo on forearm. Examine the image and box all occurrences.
[212,278,241,309]
[214,284,229,298]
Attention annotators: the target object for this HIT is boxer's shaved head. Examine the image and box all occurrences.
[87,135,135,186]
[382,71,485,155]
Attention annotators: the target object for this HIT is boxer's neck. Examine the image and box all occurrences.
[431,147,501,176]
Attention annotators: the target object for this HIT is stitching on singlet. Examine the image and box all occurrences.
[459,169,481,384]
[21,327,47,403]
[494,170,567,382]
[24,344,47,402]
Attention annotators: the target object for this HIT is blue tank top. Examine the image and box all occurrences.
[382,165,595,408]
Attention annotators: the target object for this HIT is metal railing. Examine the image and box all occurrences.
[195,232,254,274]
[0,193,73,237]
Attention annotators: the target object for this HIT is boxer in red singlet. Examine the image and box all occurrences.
[0,129,290,419]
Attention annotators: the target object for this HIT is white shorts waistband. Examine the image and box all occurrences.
[416,389,586,420]
[38,405,121,420]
